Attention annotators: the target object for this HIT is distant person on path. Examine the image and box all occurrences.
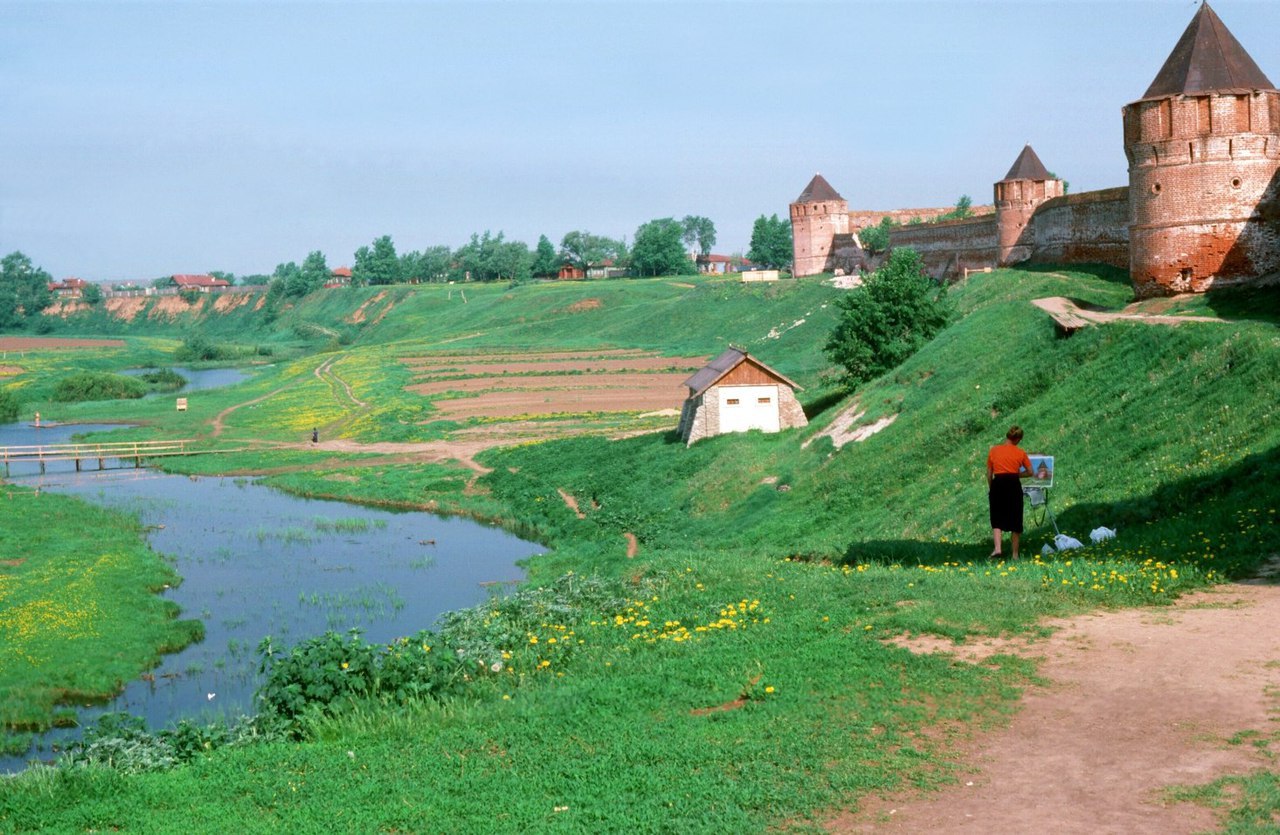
[311,428,318,444]
[33,411,40,428]
[987,425,1033,559]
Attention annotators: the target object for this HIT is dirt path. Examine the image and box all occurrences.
[1032,296,1226,330]
[210,382,301,437]
[831,582,1280,833]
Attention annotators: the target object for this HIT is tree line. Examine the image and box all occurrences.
[1,210,800,314]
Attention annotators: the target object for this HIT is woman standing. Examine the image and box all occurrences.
[987,425,1033,559]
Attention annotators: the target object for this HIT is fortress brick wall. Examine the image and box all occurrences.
[1125,90,1280,294]
[1027,187,1131,269]
[885,215,999,280]
[848,205,994,229]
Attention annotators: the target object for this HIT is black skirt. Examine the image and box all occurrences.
[989,474,1025,532]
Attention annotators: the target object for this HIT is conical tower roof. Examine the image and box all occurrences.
[1141,2,1275,100]
[794,173,844,204]
[999,145,1052,183]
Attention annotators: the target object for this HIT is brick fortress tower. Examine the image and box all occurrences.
[790,174,849,278]
[994,145,1064,266]
[1124,2,1280,296]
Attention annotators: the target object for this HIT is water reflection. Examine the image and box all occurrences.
[1,439,541,771]
[120,365,249,395]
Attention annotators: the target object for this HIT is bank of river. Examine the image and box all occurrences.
[0,427,543,772]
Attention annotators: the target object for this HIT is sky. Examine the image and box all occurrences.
[2,0,1277,282]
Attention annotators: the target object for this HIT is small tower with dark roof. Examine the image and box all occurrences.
[789,173,850,277]
[1123,2,1280,296]
[994,145,1065,266]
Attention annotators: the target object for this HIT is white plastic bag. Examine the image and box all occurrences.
[1041,543,1056,557]
[1054,533,1084,551]
[1090,526,1117,544]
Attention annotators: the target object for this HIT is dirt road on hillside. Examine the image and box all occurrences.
[830,582,1280,834]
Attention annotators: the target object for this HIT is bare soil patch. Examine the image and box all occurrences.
[149,295,196,319]
[805,403,898,450]
[0,365,24,376]
[0,337,126,351]
[429,385,686,419]
[403,349,699,422]
[347,292,387,325]
[558,489,586,519]
[409,372,689,397]
[105,297,147,322]
[1032,296,1225,330]
[403,349,653,363]
[405,356,703,376]
[212,293,252,312]
[564,298,603,312]
[831,583,1280,834]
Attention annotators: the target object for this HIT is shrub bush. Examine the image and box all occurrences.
[51,372,146,402]
[0,387,19,422]
[824,248,952,388]
[139,368,187,392]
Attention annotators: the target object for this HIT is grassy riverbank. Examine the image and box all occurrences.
[1,267,1278,830]
[0,487,202,749]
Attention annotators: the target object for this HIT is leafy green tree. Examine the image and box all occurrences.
[209,270,236,285]
[80,283,104,305]
[296,251,330,296]
[452,232,532,282]
[680,215,717,257]
[401,246,452,283]
[273,261,304,297]
[824,248,952,389]
[0,251,54,329]
[353,235,402,286]
[935,195,974,223]
[746,214,792,270]
[559,231,622,276]
[531,235,559,278]
[630,218,696,277]
[859,217,896,255]
[238,273,271,286]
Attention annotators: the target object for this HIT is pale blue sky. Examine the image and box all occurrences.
[2,0,1276,281]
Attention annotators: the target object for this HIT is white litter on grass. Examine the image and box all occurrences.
[1090,526,1117,543]
[1054,534,1084,551]
[1041,543,1056,557]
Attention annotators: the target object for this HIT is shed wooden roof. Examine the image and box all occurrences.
[1140,2,1275,100]
[683,348,803,397]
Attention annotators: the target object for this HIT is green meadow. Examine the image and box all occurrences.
[1,268,1278,832]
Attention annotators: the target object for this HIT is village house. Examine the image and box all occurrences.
[170,274,231,292]
[677,347,808,446]
[327,266,353,288]
[47,277,89,298]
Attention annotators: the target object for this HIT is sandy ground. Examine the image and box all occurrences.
[1032,296,1225,330]
[831,582,1280,834]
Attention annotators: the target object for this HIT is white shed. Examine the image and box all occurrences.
[677,348,808,446]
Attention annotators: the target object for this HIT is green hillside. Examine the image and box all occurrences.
[3,267,1278,831]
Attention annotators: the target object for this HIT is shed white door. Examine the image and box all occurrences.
[717,385,780,434]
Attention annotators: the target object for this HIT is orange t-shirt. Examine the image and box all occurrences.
[987,443,1032,476]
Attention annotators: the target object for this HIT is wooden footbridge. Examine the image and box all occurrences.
[0,439,207,476]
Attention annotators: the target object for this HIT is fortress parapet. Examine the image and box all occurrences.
[1124,2,1280,296]
[790,174,850,278]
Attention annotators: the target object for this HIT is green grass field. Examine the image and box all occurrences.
[1,268,1277,832]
